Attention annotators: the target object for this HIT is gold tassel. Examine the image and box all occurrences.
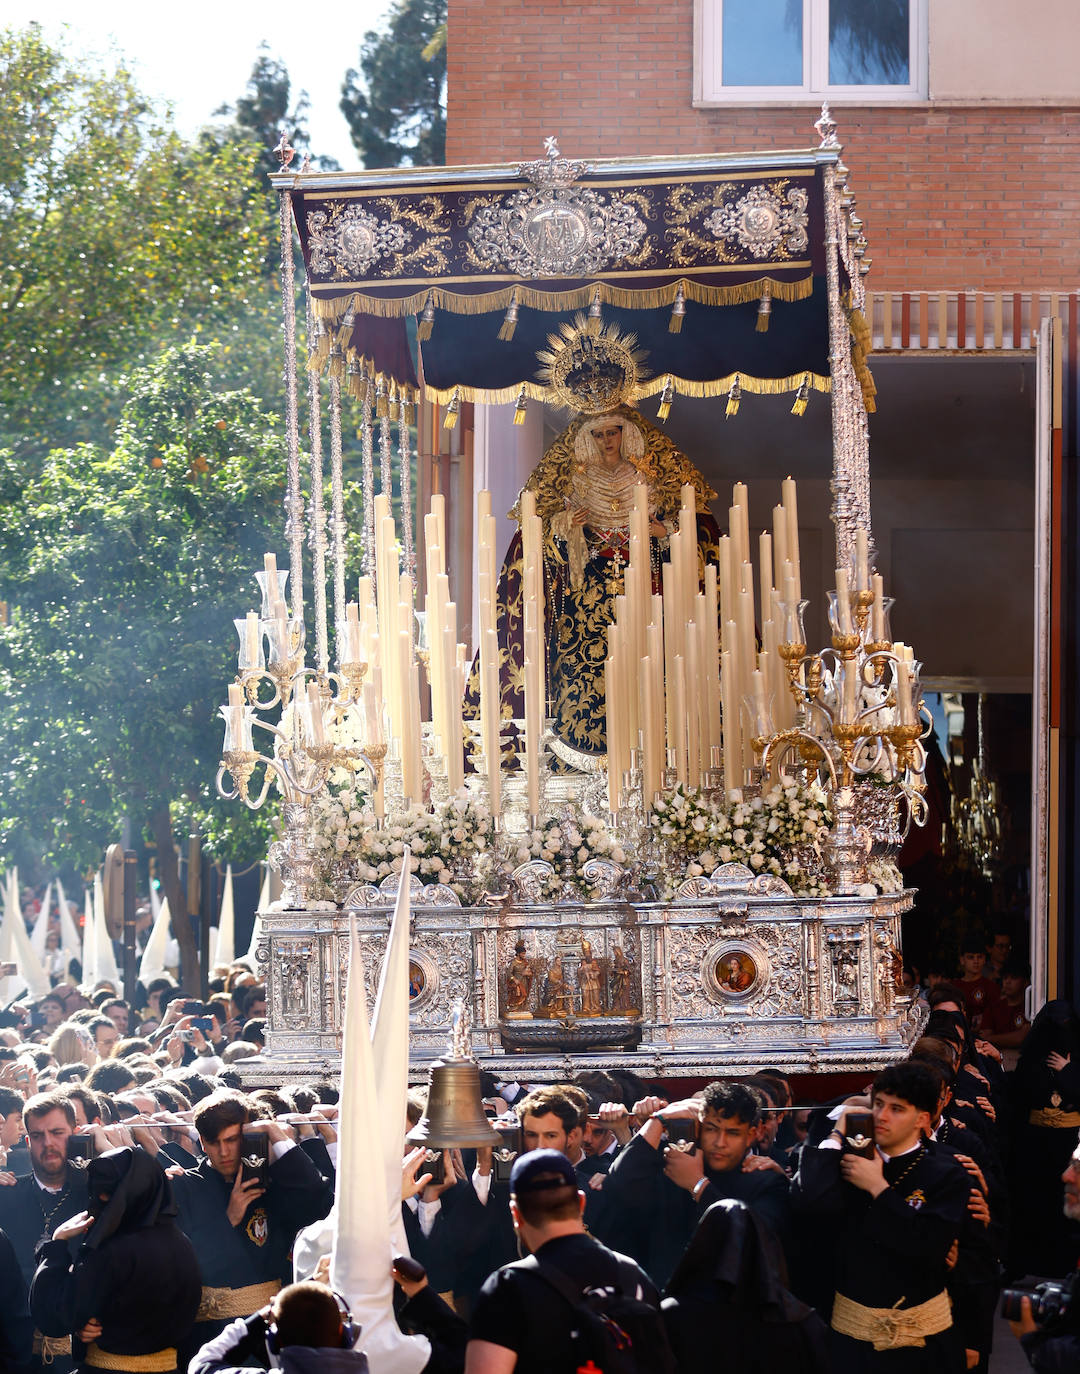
[417,290,435,342]
[512,384,527,426]
[791,374,810,417]
[443,389,460,430]
[657,375,674,422]
[375,377,389,419]
[588,285,603,320]
[756,288,771,333]
[498,290,520,342]
[726,374,741,418]
[669,282,686,334]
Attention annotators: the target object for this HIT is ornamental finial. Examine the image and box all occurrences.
[815,102,840,150]
[274,130,295,170]
[543,135,560,160]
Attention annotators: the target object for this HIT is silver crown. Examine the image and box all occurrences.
[517,136,591,190]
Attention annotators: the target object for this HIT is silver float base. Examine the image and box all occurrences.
[240,879,924,1086]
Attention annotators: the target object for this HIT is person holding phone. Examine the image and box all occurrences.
[170,1091,334,1366]
[791,1060,972,1369]
[602,1081,791,1289]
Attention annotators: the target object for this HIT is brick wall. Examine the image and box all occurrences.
[446,0,1080,291]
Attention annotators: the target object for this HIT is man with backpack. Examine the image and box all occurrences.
[465,1149,672,1374]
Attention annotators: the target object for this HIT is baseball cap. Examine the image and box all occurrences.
[509,1148,577,1195]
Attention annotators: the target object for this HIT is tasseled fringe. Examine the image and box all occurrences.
[417,290,435,341]
[726,375,741,418]
[588,285,603,320]
[443,389,460,430]
[791,374,810,417]
[512,384,527,426]
[756,288,772,333]
[375,376,389,419]
[669,283,686,334]
[498,289,520,342]
[656,376,674,422]
[310,274,817,326]
[421,369,831,409]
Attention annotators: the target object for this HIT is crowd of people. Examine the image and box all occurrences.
[0,891,1078,1373]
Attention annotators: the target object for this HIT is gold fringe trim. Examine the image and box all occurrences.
[421,370,830,408]
[309,274,816,324]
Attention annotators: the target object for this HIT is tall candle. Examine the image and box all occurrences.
[671,655,688,787]
[896,659,915,725]
[306,682,325,745]
[483,627,501,814]
[781,477,801,602]
[758,530,773,625]
[872,573,886,641]
[835,568,853,634]
[772,504,789,588]
[855,528,870,593]
[721,646,739,798]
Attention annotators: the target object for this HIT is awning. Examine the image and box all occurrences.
[278,145,870,410]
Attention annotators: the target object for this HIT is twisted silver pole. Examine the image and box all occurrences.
[398,398,415,578]
[278,189,305,620]
[360,386,376,580]
[305,295,328,675]
[329,376,347,667]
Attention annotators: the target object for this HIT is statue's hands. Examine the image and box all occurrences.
[648,519,667,537]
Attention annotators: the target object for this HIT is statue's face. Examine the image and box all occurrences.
[590,420,623,464]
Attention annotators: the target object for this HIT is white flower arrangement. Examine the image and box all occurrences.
[310,789,495,903]
[865,856,904,894]
[512,812,627,901]
[653,778,833,897]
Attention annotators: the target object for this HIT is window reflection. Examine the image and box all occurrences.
[829,0,910,85]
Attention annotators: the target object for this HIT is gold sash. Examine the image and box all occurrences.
[32,1331,71,1363]
[84,1346,176,1372]
[1029,1108,1080,1129]
[831,1290,952,1350]
[196,1279,280,1322]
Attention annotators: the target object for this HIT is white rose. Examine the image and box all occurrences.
[611,847,626,864]
[335,834,349,852]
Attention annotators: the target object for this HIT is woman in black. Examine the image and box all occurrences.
[30,1147,201,1373]
[661,1199,829,1373]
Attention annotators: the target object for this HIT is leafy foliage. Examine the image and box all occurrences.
[0,25,272,463]
[0,344,285,882]
[340,0,447,168]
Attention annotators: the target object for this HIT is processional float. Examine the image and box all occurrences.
[220,108,930,1082]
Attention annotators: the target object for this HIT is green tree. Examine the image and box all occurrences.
[340,0,447,168]
[0,344,287,989]
[0,25,270,463]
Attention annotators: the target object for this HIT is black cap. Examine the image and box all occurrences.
[509,1148,577,1195]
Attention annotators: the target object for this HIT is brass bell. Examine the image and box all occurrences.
[406,1001,502,1149]
[406,1055,503,1150]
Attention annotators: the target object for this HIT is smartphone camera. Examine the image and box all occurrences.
[664,1118,699,1153]
[240,1131,270,1187]
[842,1111,877,1159]
[422,1148,445,1186]
[492,1122,522,1183]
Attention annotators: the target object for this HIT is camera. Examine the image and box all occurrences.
[842,1111,877,1160]
[1001,1276,1075,1325]
[422,1148,445,1186]
[180,1016,214,1043]
[664,1118,700,1153]
[239,1131,269,1188]
[492,1121,522,1183]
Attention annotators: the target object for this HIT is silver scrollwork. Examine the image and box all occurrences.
[705,184,809,260]
[468,152,647,279]
[307,202,411,280]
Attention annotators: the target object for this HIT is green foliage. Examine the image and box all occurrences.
[0,343,285,874]
[210,43,313,181]
[0,25,272,461]
[340,0,447,168]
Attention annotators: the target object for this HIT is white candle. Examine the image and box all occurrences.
[835,568,853,634]
[758,531,773,625]
[872,573,885,642]
[721,647,739,797]
[782,477,801,602]
[855,528,870,593]
[896,660,915,725]
[244,612,260,667]
[306,682,325,745]
[342,602,362,666]
[671,655,688,787]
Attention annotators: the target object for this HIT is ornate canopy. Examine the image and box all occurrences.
[274,142,872,413]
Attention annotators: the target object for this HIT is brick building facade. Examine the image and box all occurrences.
[440,0,1080,996]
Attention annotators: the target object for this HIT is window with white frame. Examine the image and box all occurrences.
[695,0,928,103]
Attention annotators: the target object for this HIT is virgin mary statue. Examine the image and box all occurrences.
[468,400,719,767]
